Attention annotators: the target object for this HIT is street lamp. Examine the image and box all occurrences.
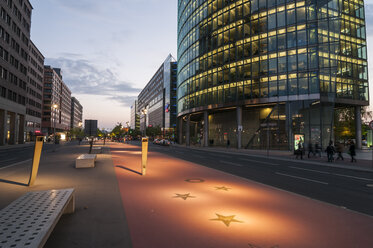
[52,104,58,151]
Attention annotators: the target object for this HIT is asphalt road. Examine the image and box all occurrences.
[146,142,373,217]
[0,142,76,169]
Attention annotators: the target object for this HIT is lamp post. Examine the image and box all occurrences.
[52,104,58,151]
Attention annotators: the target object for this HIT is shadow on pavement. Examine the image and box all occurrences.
[0,178,28,187]
[115,165,142,176]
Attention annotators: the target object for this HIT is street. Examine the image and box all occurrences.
[145,142,373,217]
[0,141,78,170]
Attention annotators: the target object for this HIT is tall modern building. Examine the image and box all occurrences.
[177,0,368,149]
[70,96,83,129]
[26,41,44,141]
[0,0,33,145]
[130,100,140,130]
[41,66,72,136]
[138,54,178,137]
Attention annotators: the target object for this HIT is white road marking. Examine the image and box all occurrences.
[0,159,32,170]
[239,158,279,166]
[288,166,330,174]
[219,160,243,167]
[366,184,373,188]
[275,172,329,185]
[333,173,373,181]
[289,166,373,182]
[192,154,205,159]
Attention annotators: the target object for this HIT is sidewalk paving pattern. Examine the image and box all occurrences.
[111,143,373,248]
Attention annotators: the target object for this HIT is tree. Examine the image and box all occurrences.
[334,106,372,142]
[111,123,126,139]
[70,127,84,139]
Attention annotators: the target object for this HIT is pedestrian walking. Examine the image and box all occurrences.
[325,141,335,162]
[349,141,356,162]
[296,142,304,160]
[336,142,344,161]
[315,142,322,157]
[226,139,230,148]
[307,142,315,158]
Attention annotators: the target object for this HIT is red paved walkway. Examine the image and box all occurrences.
[110,143,373,248]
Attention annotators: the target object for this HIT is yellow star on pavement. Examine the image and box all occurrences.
[173,193,196,200]
[215,186,231,191]
[210,213,244,227]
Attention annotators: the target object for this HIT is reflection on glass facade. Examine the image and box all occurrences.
[177,0,368,150]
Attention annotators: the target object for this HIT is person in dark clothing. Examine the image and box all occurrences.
[326,141,335,162]
[336,142,344,161]
[315,143,322,157]
[226,139,230,148]
[349,141,356,162]
[296,143,304,160]
[307,142,315,158]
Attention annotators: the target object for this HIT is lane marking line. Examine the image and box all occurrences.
[239,158,279,166]
[219,160,243,167]
[288,166,330,174]
[289,166,373,181]
[333,173,373,181]
[275,172,329,185]
[192,154,205,159]
[0,159,32,170]
[366,184,373,188]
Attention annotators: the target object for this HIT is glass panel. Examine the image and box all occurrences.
[277,11,285,27]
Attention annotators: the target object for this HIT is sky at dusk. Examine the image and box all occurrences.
[29,0,177,130]
[29,1,373,129]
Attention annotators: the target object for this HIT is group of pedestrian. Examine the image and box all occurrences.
[296,142,321,160]
[296,140,357,163]
[325,140,356,163]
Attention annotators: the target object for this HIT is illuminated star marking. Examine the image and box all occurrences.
[173,193,196,200]
[210,213,244,227]
[215,186,231,191]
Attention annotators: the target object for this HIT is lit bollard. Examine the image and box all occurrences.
[28,136,44,186]
[142,138,148,175]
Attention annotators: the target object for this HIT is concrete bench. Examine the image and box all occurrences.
[75,154,96,168]
[0,188,75,248]
[91,147,102,154]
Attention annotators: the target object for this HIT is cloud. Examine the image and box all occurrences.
[110,95,138,107]
[45,57,140,106]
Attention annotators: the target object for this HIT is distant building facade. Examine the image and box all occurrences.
[26,41,44,141]
[70,96,83,129]
[130,100,140,130]
[42,66,72,136]
[0,0,33,145]
[138,54,177,137]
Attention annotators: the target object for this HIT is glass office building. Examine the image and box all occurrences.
[177,0,368,150]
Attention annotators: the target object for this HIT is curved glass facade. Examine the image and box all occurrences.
[177,0,368,150]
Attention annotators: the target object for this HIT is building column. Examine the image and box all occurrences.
[355,106,362,149]
[18,114,25,144]
[237,106,242,149]
[203,111,209,147]
[8,112,16,145]
[0,110,6,145]
[178,117,183,144]
[186,115,190,146]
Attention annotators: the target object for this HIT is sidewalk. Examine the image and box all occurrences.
[171,144,373,172]
[0,142,132,248]
[111,142,373,248]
